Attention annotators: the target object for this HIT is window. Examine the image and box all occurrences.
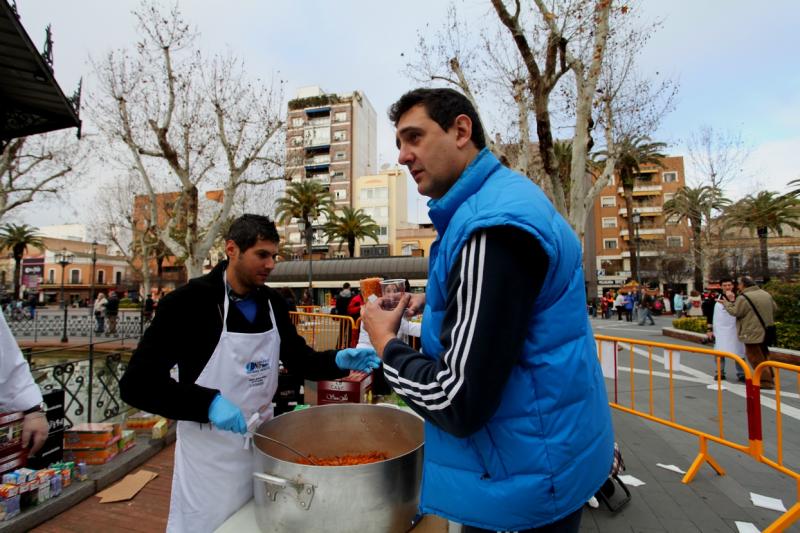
[603,238,618,250]
[601,217,617,228]
[335,151,346,160]
[291,117,304,128]
[601,196,616,208]
[662,171,678,183]
[48,269,55,283]
[98,270,105,284]
[789,254,800,273]
[333,130,347,142]
[334,189,347,201]
[115,271,122,286]
[291,136,302,146]
[359,186,388,201]
[665,214,680,225]
[70,269,80,284]
[667,236,683,248]
[331,171,345,180]
[334,111,347,122]
[378,226,388,236]
[289,232,301,244]
[663,193,675,203]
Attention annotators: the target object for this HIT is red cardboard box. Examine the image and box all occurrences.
[0,412,24,456]
[305,371,373,405]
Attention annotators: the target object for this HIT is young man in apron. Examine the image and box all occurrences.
[120,214,379,532]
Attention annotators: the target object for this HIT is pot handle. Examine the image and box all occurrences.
[253,472,315,510]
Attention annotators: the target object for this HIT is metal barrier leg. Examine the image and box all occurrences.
[683,435,725,484]
[763,501,800,533]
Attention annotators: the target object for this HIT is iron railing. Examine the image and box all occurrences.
[28,343,134,429]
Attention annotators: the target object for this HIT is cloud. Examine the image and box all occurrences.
[735,137,800,198]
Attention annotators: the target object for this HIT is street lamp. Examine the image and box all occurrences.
[88,241,97,344]
[297,218,314,302]
[632,211,642,283]
[55,248,74,343]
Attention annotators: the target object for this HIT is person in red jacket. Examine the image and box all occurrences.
[347,290,364,322]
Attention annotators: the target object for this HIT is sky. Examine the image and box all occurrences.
[12,0,800,229]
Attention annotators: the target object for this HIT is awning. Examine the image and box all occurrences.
[269,256,428,285]
[0,1,81,143]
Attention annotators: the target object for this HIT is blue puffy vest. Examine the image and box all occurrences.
[419,149,614,530]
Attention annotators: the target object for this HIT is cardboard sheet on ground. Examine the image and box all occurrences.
[656,463,686,474]
[750,492,787,512]
[617,474,645,487]
[96,469,158,503]
[735,521,761,533]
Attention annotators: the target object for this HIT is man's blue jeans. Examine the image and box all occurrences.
[638,308,654,325]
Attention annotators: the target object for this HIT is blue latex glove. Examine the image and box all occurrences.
[208,394,247,434]
[336,348,381,374]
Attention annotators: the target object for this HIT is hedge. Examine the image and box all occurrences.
[776,322,800,351]
[672,317,707,334]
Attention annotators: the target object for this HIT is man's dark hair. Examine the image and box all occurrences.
[388,88,486,149]
[226,214,280,253]
[719,277,734,284]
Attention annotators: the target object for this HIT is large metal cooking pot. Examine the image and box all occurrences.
[252,403,424,533]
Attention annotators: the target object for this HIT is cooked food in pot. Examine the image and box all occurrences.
[294,451,389,466]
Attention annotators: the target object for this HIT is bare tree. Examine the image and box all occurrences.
[0,132,83,221]
[90,3,285,279]
[92,173,159,299]
[687,126,750,189]
[404,1,676,244]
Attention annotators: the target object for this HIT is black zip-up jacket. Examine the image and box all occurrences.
[119,261,347,423]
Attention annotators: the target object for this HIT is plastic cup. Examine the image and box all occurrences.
[379,279,406,310]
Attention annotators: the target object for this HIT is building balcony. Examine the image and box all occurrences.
[305,117,331,128]
[617,184,663,196]
[621,250,660,258]
[305,154,331,166]
[304,106,331,116]
[304,162,330,172]
[619,228,666,237]
[305,173,331,186]
[619,206,661,216]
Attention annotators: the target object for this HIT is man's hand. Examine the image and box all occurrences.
[725,290,736,301]
[208,394,247,434]
[363,293,411,357]
[335,348,381,373]
[22,412,49,456]
[404,293,426,318]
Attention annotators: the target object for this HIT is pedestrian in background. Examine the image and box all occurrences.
[638,291,655,326]
[93,292,107,333]
[105,291,120,336]
[723,276,778,389]
[710,278,745,382]
[623,292,634,322]
[687,290,703,317]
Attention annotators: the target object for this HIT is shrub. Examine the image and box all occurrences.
[672,317,707,334]
[763,280,800,324]
[776,322,800,351]
[118,298,141,309]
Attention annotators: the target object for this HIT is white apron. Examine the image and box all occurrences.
[167,275,280,533]
[713,301,745,356]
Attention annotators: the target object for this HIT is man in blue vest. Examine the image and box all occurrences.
[363,88,614,532]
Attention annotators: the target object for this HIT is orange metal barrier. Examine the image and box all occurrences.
[596,334,800,532]
[296,305,321,314]
[289,311,354,351]
[596,334,753,483]
[751,361,800,533]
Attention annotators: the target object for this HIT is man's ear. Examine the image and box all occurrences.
[453,114,474,149]
[225,239,238,260]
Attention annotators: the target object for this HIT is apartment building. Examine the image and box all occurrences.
[352,166,413,257]
[591,156,691,294]
[283,86,377,256]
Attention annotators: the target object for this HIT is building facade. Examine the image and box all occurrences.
[591,156,692,295]
[283,86,377,256]
[353,166,412,257]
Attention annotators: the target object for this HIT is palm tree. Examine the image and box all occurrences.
[321,207,380,257]
[602,136,667,281]
[0,223,44,300]
[274,180,333,257]
[664,186,730,290]
[724,191,800,282]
